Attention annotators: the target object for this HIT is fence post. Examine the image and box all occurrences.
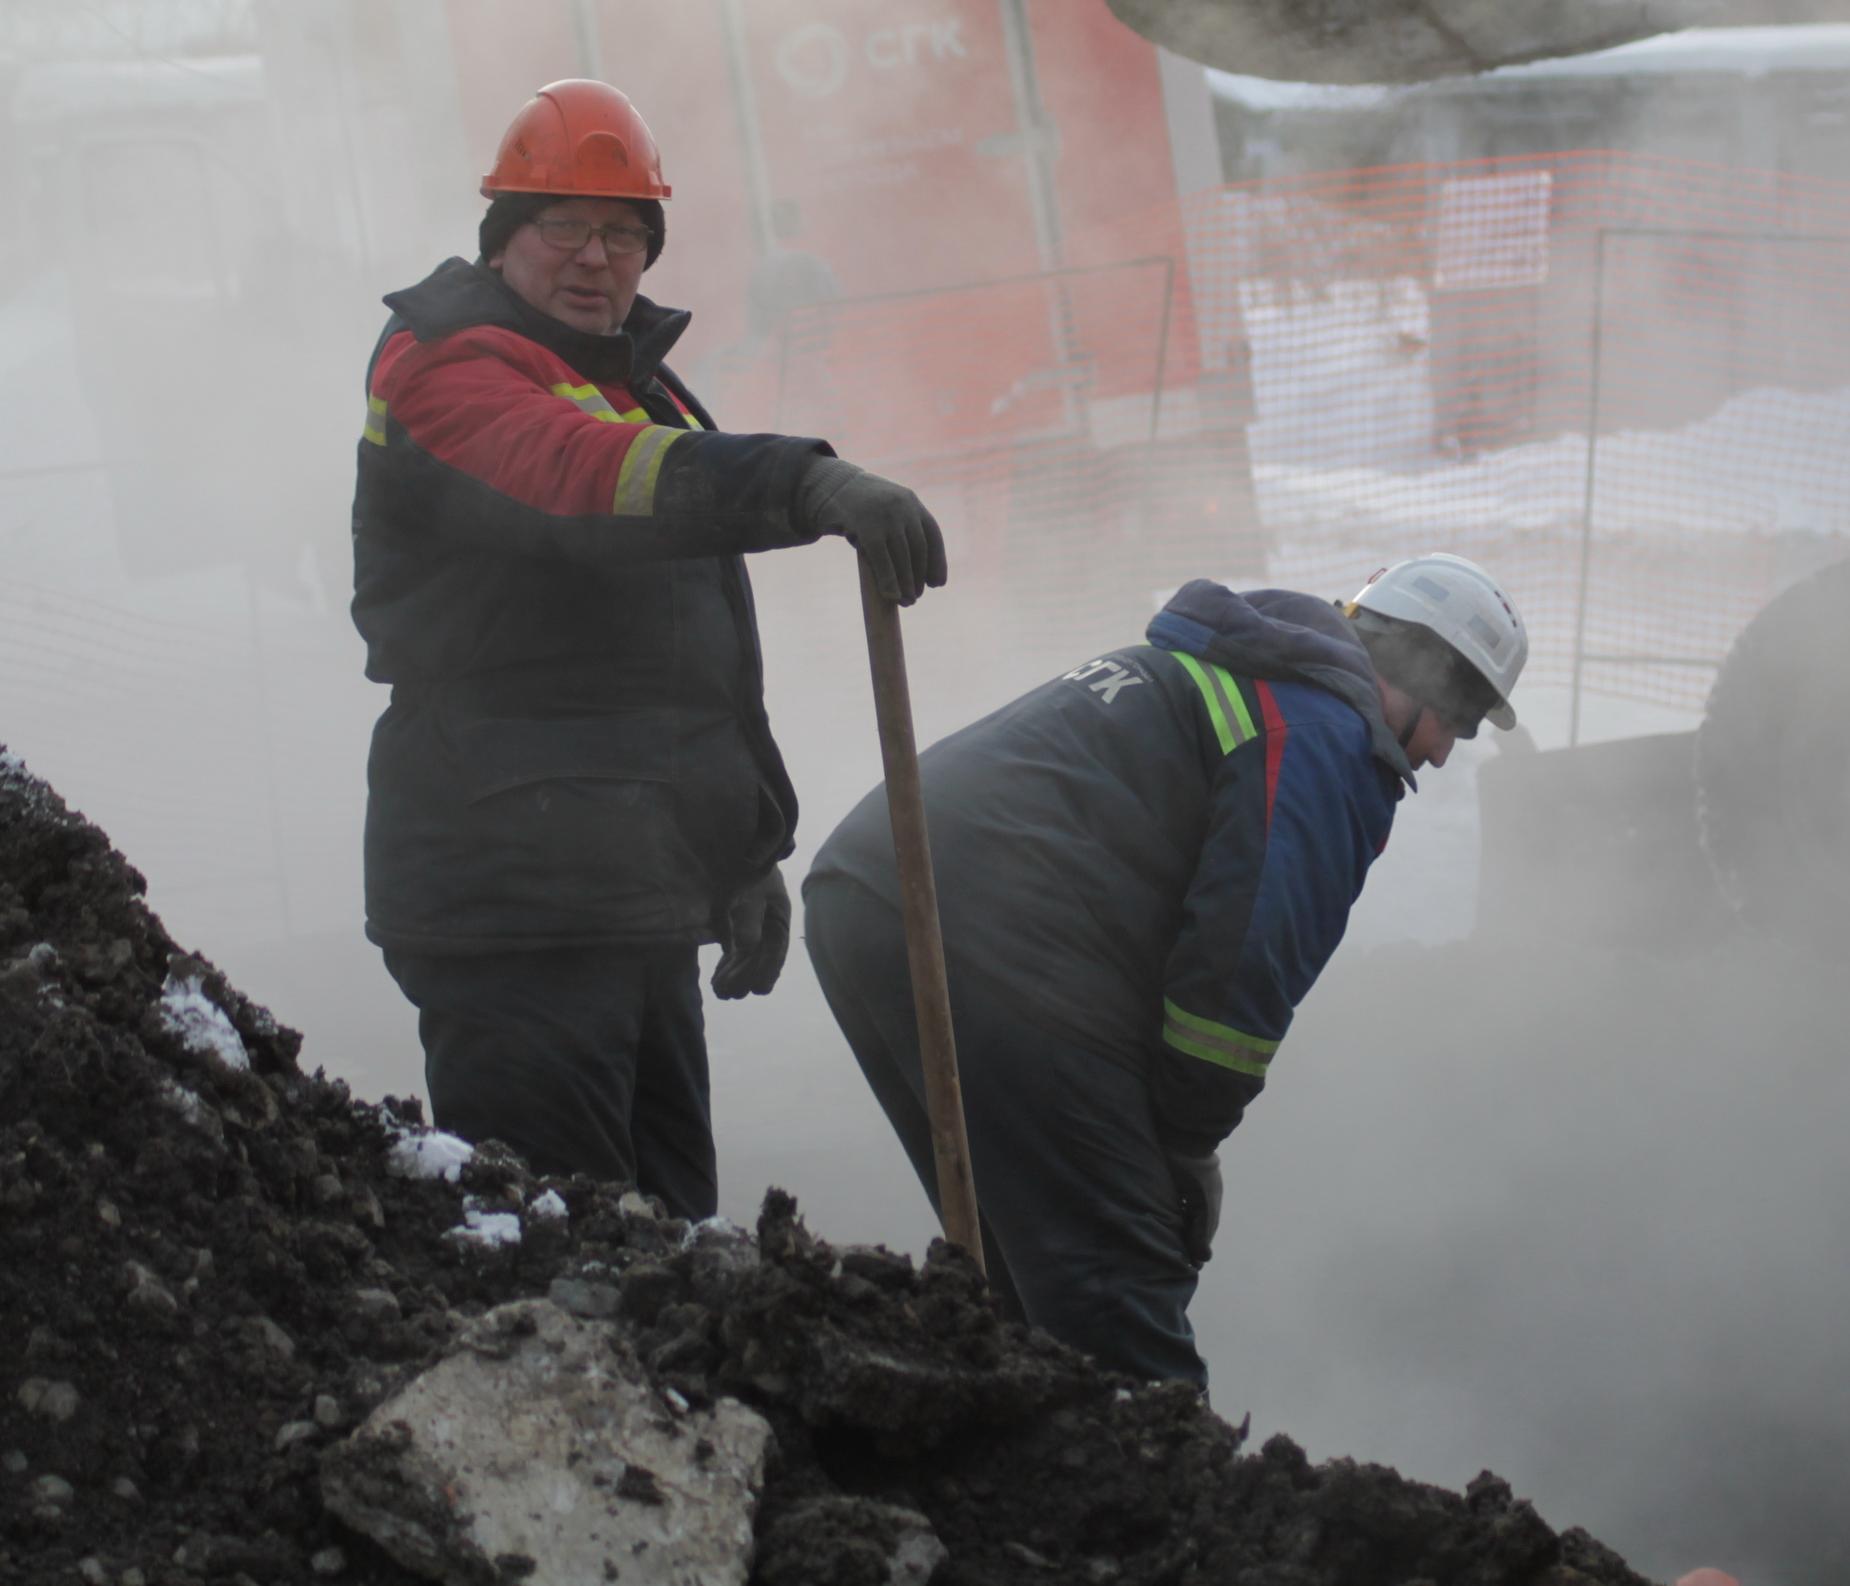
[1570,226,1610,748]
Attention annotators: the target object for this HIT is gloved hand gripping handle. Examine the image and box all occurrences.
[797,456,949,605]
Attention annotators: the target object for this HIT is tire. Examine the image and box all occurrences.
[1695,556,1850,949]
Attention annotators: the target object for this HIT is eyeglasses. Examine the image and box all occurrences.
[532,217,652,255]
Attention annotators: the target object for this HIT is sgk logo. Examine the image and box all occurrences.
[1062,658,1143,704]
[775,18,970,99]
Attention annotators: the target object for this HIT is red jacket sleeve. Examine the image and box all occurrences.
[366,325,829,564]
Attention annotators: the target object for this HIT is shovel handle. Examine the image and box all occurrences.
[857,557,985,1275]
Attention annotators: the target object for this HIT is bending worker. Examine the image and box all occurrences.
[351,80,945,1217]
[804,555,1526,1387]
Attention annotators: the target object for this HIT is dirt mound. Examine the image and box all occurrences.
[0,746,1658,1586]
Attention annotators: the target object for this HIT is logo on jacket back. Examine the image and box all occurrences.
[1062,657,1144,704]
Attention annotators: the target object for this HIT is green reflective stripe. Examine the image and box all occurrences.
[612,425,686,515]
[550,381,623,422]
[1175,653,1233,752]
[1173,652,1256,755]
[1165,998,1278,1054]
[678,408,703,430]
[1161,998,1276,1078]
[362,393,387,446]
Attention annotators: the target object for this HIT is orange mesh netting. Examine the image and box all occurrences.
[713,151,1850,714]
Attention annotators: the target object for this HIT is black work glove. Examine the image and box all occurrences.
[1166,1149,1223,1268]
[795,456,949,606]
[711,867,791,1000]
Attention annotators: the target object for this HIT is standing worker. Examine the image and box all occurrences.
[804,555,1526,1388]
[351,81,946,1217]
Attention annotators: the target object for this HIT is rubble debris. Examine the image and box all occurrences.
[321,1298,771,1585]
[0,745,1659,1584]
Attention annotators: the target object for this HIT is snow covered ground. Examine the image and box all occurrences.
[1241,276,1850,544]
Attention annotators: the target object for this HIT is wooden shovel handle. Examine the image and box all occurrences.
[857,557,985,1275]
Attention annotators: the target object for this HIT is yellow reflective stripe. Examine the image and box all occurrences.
[612,426,687,515]
[551,382,700,431]
[362,393,387,446]
[1161,998,1276,1078]
[1173,653,1256,755]
[549,381,623,422]
[616,403,699,429]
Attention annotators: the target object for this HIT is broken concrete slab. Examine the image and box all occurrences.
[319,1298,772,1586]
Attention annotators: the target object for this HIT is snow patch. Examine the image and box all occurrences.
[158,972,249,1072]
[386,1127,475,1183]
[445,1199,522,1249]
[680,1214,742,1250]
[1208,69,1402,113]
[529,1189,568,1222]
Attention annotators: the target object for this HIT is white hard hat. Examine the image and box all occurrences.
[1350,553,1527,729]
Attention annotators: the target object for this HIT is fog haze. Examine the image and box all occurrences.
[4,6,1848,1584]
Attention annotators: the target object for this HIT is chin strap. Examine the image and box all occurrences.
[1397,702,1423,751]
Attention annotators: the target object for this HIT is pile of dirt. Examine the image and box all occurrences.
[0,745,1658,1586]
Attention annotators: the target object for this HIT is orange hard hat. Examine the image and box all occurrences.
[1675,1571,1741,1586]
[480,80,671,202]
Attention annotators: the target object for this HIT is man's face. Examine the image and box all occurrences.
[490,197,648,335]
[1402,705,1461,772]
[1379,679,1464,772]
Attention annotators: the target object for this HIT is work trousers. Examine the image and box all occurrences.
[381,943,717,1219]
[803,875,1206,1387]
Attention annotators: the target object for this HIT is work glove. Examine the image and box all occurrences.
[711,866,791,1001]
[1166,1148,1224,1268]
[795,456,949,606]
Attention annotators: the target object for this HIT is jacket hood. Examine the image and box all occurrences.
[1148,579,1416,790]
[378,257,690,389]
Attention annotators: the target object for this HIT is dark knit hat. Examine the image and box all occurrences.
[478,193,665,269]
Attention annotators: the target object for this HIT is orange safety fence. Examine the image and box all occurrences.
[711,150,1850,717]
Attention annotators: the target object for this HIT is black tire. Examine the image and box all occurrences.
[1695,556,1850,949]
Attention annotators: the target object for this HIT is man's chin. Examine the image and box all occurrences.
[554,298,613,335]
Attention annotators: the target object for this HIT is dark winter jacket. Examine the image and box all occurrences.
[353,257,830,952]
[805,581,1415,1155]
